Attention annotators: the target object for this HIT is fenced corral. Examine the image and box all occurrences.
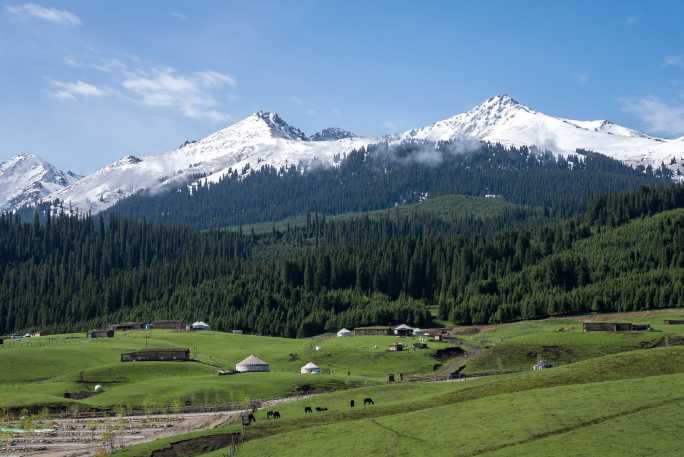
[0,409,239,457]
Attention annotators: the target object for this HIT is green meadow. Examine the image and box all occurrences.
[3,309,684,456]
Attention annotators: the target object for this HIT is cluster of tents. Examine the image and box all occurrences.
[234,355,321,375]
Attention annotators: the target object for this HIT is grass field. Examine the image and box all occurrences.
[0,330,438,410]
[4,309,684,456]
[114,343,684,457]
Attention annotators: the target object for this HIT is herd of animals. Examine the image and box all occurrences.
[247,397,376,424]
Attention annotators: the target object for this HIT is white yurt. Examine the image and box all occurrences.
[394,324,414,336]
[235,355,270,373]
[300,362,321,374]
[191,321,210,330]
[336,328,353,337]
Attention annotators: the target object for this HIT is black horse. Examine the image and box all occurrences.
[304,406,313,414]
[273,411,281,419]
[350,400,355,408]
[315,407,328,412]
[363,398,374,406]
[247,413,256,423]
[266,410,274,419]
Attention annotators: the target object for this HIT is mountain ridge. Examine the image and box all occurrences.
[3,95,684,214]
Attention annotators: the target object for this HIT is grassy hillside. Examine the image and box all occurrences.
[225,194,529,234]
[0,330,438,410]
[115,343,684,457]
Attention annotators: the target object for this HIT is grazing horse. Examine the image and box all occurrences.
[247,413,256,423]
[266,410,274,419]
[304,406,313,414]
[273,411,281,419]
[350,400,355,408]
[315,407,328,412]
[363,398,374,406]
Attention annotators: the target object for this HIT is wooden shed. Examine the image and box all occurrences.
[111,322,143,331]
[354,326,392,336]
[152,320,185,330]
[582,322,650,332]
[88,329,114,338]
[121,348,190,362]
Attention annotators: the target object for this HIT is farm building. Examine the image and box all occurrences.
[394,324,414,337]
[88,329,114,338]
[412,328,428,336]
[111,322,143,331]
[120,348,190,362]
[300,362,321,374]
[232,329,244,334]
[354,326,392,336]
[532,359,553,371]
[152,320,185,330]
[425,328,449,341]
[235,355,270,372]
[336,328,353,337]
[191,321,210,331]
[582,322,650,332]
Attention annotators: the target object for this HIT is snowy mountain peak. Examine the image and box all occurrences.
[0,153,80,212]
[250,111,308,140]
[310,127,357,141]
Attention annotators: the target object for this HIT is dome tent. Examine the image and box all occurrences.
[336,328,352,337]
[191,321,210,330]
[300,362,321,374]
[235,355,270,373]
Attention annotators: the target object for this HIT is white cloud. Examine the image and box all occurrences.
[289,95,304,105]
[50,80,108,99]
[621,96,684,136]
[169,11,186,20]
[196,70,237,89]
[306,108,317,117]
[6,3,81,26]
[122,69,236,122]
[65,56,127,73]
[664,55,684,68]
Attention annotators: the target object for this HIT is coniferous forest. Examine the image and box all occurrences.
[3,144,684,337]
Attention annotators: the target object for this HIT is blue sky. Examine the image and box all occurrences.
[2,0,684,173]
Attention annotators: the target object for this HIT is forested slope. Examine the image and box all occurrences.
[3,185,684,336]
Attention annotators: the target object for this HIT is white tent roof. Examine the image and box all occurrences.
[302,362,319,369]
[237,355,269,366]
[395,324,413,330]
[337,328,352,334]
[192,321,210,327]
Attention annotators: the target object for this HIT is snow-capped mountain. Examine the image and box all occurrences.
[46,111,372,214]
[0,153,80,212]
[401,95,684,175]
[13,95,682,215]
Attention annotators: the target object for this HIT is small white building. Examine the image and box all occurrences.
[300,362,321,374]
[394,324,414,337]
[191,321,210,331]
[235,355,270,373]
[336,328,353,337]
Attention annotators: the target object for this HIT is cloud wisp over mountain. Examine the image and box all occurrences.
[6,3,81,26]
